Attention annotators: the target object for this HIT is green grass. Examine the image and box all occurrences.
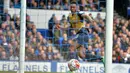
[0,71,65,73]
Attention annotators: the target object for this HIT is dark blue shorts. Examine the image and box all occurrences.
[76,27,89,46]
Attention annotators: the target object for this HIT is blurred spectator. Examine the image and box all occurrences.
[60,15,70,34]
[0,46,4,57]
[46,45,54,60]
[47,1,53,9]
[93,44,101,58]
[62,2,69,10]
[1,9,11,22]
[53,0,61,10]
[94,13,102,23]
[0,0,3,13]
[26,45,36,60]
[1,50,8,60]
[12,0,20,8]
[9,49,19,60]
[33,1,38,9]
[2,37,9,53]
[122,51,130,63]
[26,14,32,26]
[14,16,20,30]
[53,20,62,43]
[39,1,46,9]
[30,37,37,48]
[38,49,47,60]
[53,50,61,61]
[26,21,34,31]
[112,50,118,63]
[10,33,16,42]
[48,14,56,37]
[67,44,78,60]
[99,5,106,12]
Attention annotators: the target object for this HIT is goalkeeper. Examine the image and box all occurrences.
[67,2,93,47]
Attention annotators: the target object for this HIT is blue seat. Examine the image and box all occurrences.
[37,29,50,38]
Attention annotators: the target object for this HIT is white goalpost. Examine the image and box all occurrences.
[105,0,114,73]
[19,0,26,73]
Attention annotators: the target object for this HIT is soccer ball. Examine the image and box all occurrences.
[68,59,80,71]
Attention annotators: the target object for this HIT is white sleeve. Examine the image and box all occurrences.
[126,54,130,58]
[78,11,84,15]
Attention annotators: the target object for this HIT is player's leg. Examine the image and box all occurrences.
[77,27,89,49]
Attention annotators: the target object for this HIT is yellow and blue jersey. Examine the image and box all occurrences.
[67,11,85,33]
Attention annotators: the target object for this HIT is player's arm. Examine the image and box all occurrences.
[67,15,72,28]
[81,13,94,23]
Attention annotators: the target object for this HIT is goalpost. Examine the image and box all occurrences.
[105,0,114,73]
[19,0,26,73]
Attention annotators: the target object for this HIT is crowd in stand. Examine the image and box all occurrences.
[10,0,105,11]
[112,16,130,63]
[0,9,130,63]
[0,10,61,61]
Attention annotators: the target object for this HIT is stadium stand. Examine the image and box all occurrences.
[0,0,130,64]
[0,10,61,61]
[10,0,106,12]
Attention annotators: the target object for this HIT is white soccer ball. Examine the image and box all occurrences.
[68,59,80,71]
